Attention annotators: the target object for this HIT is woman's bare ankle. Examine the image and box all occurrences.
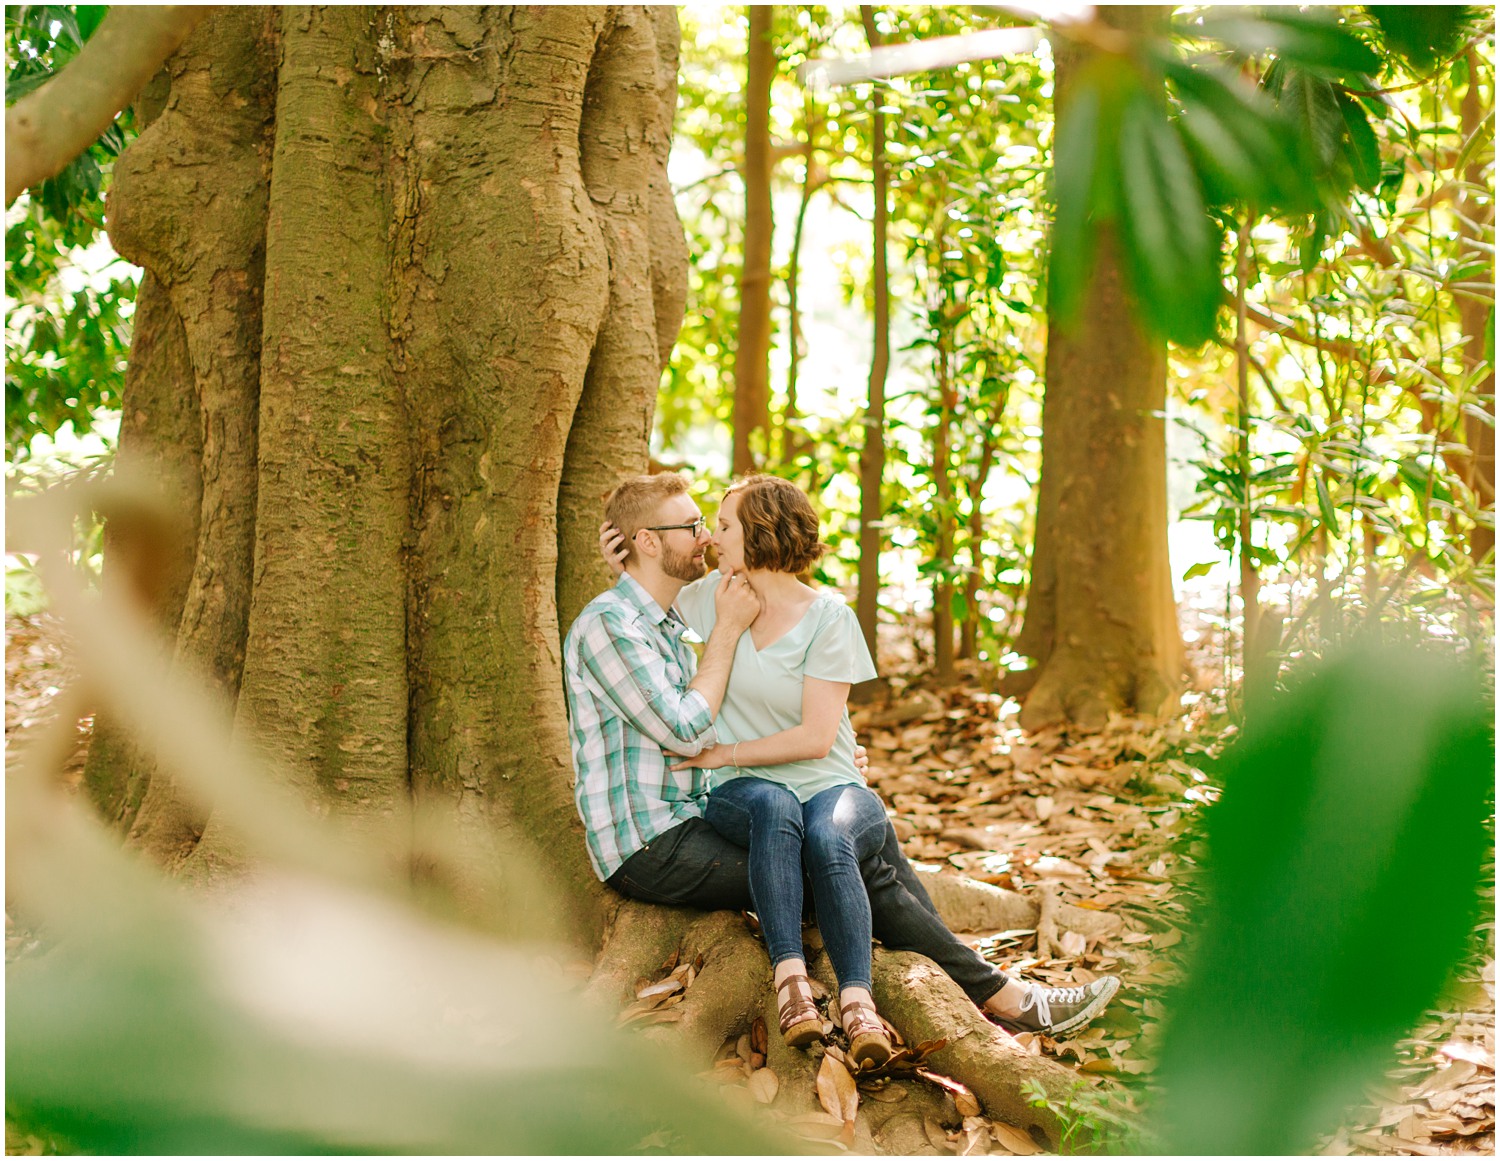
[839,985,874,1010]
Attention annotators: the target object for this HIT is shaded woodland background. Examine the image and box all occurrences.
[4,3,1495,1155]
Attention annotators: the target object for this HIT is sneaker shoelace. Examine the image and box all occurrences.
[1020,982,1091,1025]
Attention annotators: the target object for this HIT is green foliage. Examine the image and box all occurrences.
[1050,8,1395,346]
[6,202,136,457]
[1021,1077,1147,1155]
[873,6,1050,656]
[5,424,113,614]
[664,3,1491,670]
[1365,5,1483,74]
[1192,7,1380,77]
[5,4,137,457]
[1153,641,1494,1154]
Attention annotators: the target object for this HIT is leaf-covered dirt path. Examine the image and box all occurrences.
[849,670,1494,1155]
[6,607,1493,1154]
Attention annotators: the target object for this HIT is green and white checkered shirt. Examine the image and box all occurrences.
[563,573,719,880]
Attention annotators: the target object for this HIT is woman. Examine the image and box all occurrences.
[667,474,895,1067]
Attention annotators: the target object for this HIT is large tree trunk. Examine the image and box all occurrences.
[1012,5,1182,732]
[86,5,1089,1142]
[98,4,678,941]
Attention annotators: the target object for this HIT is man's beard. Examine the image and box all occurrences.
[661,541,706,582]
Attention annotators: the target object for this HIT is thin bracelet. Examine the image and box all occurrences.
[732,742,740,770]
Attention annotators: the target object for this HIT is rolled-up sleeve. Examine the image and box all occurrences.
[576,612,717,755]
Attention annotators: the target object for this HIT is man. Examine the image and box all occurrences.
[563,472,1117,1037]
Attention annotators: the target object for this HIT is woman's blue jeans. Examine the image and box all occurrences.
[707,777,891,993]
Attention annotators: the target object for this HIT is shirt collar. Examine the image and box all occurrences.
[614,572,687,635]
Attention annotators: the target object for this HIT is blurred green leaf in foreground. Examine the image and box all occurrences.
[1153,642,1494,1155]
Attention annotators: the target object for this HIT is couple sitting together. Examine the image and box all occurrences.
[563,471,1118,1068]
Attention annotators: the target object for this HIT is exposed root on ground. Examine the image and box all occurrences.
[912,863,1119,942]
[587,873,1105,1152]
[1034,882,1063,960]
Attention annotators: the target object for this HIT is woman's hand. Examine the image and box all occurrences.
[599,521,628,576]
[670,744,735,772]
[853,742,870,776]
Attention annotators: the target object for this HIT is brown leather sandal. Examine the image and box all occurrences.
[841,997,893,1069]
[777,973,824,1049]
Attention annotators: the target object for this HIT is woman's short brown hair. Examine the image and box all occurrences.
[726,474,827,574]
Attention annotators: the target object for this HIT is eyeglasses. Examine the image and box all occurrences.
[643,518,707,536]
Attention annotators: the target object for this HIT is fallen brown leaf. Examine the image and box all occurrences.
[817,1052,860,1127]
[1440,1039,1494,1069]
[636,977,683,1000]
[991,1122,1042,1156]
[747,1067,779,1105]
[925,1115,955,1153]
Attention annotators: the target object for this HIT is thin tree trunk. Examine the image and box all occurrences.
[732,5,774,476]
[856,5,888,670]
[1457,50,1495,563]
[932,209,956,683]
[782,98,816,469]
[1235,215,1261,664]
[960,425,999,661]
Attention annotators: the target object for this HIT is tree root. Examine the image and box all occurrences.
[645,912,768,1048]
[587,881,1109,1152]
[911,862,1120,941]
[582,898,689,1012]
[1034,882,1063,960]
[870,950,1075,1141]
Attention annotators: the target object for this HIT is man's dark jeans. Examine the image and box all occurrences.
[607,814,1007,1006]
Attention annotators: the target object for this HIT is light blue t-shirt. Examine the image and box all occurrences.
[675,571,878,802]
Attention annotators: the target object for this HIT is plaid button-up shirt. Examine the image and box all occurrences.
[563,573,719,880]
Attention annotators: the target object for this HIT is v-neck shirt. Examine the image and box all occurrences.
[676,571,878,802]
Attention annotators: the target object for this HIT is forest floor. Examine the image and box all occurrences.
[5,603,1494,1156]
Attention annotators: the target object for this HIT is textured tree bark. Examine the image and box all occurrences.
[94,5,676,941]
[98,7,277,863]
[80,273,200,833]
[732,4,774,476]
[1013,5,1181,732]
[558,6,683,638]
[191,5,410,882]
